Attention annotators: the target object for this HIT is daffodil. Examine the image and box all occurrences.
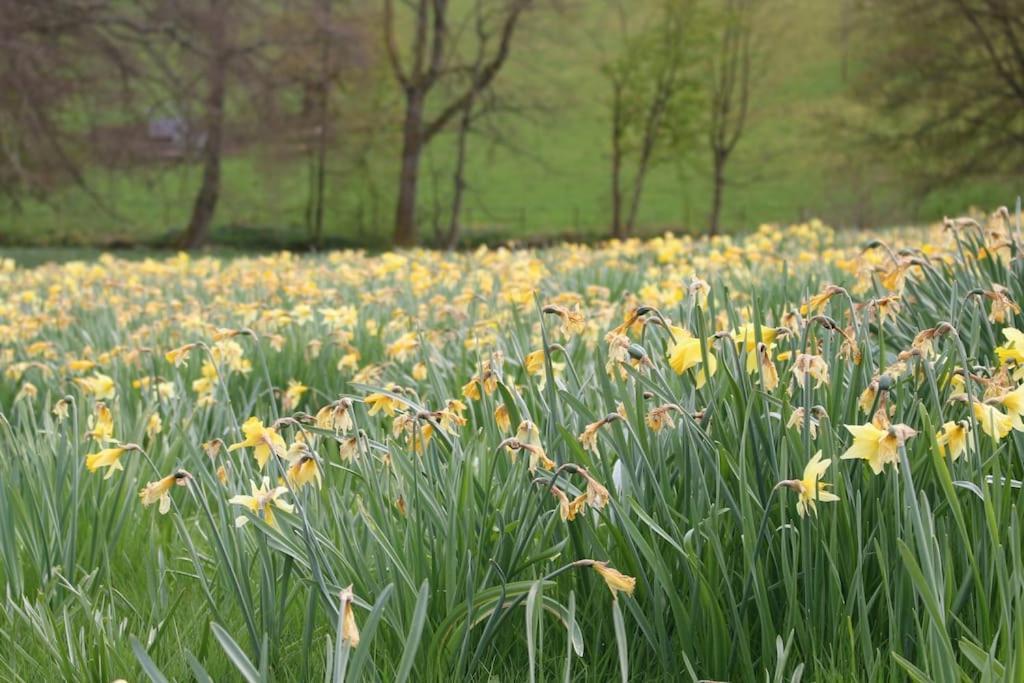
[792,353,830,389]
[973,402,1014,440]
[85,401,115,442]
[287,453,321,490]
[86,446,130,479]
[995,384,1024,430]
[146,413,162,439]
[524,349,545,375]
[935,420,971,461]
[227,416,286,469]
[364,389,402,417]
[841,413,916,474]
[315,398,354,433]
[75,372,116,400]
[386,332,419,361]
[229,477,294,528]
[591,561,636,597]
[494,404,511,432]
[282,379,308,412]
[139,470,191,514]
[509,420,554,472]
[781,451,839,517]
[667,328,717,387]
[338,586,360,648]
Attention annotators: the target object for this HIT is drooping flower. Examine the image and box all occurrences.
[591,561,636,597]
[282,380,308,412]
[315,398,355,433]
[339,585,360,648]
[85,401,115,442]
[780,451,840,517]
[973,402,1014,441]
[792,354,830,389]
[229,477,294,528]
[994,384,1024,431]
[86,446,130,479]
[287,453,322,490]
[507,420,555,472]
[75,373,116,400]
[139,470,192,514]
[935,420,971,462]
[666,327,716,387]
[840,412,916,474]
[227,416,287,469]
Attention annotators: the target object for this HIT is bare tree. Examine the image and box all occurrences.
[603,0,704,239]
[706,0,760,237]
[383,0,533,247]
[0,1,132,209]
[851,0,1024,193]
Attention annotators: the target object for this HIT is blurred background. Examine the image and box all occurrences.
[0,0,1021,252]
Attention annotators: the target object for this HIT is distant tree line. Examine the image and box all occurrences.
[0,0,1019,248]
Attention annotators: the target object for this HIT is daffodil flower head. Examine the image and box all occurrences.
[227,416,287,470]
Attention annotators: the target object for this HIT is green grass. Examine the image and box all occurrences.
[1,213,1024,680]
[1,0,1019,248]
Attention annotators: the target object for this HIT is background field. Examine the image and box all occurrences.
[2,0,1018,250]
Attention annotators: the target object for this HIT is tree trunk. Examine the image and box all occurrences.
[708,153,725,237]
[444,95,473,250]
[393,90,425,247]
[624,103,663,234]
[179,41,226,249]
[609,84,625,239]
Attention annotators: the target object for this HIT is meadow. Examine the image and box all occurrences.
[1,208,1024,681]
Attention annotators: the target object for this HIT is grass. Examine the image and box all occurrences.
[0,208,1023,680]
[1,0,1020,248]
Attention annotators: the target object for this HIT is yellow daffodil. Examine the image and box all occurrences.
[139,470,191,514]
[282,379,308,412]
[229,477,294,528]
[995,384,1024,430]
[86,446,129,479]
[973,402,1014,440]
[935,420,971,461]
[75,372,116,400]
[841,414,916,474]
[667,328,717,388]
[227,416,286,469]
[524,349,545,375]
[287,454,321,490]
[781,451,840,517]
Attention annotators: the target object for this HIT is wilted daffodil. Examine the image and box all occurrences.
[338,585,360,648]
[139,470,192,514]
[228,416,287,469]
[230,477,294,528]
[591,561,636,598]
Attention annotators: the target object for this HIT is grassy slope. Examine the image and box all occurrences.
[0,0,1019,248]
